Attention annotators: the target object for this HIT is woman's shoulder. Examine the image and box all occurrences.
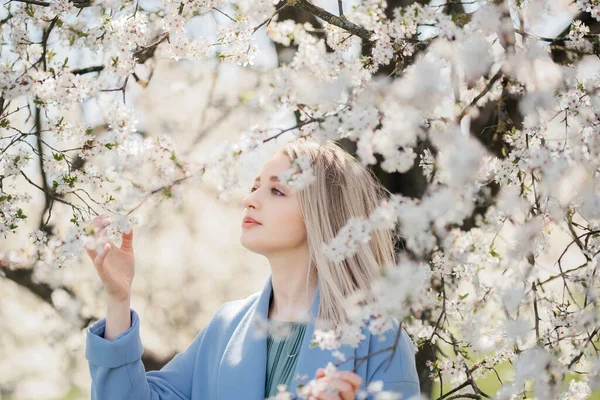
[367,317,417,359]
[365,316,419,385]
[206,290,262,330]
[368,317,414,349]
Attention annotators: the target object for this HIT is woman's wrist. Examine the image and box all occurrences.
[105,294,132,341]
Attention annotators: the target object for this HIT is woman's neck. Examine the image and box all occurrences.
[268,269,318,322]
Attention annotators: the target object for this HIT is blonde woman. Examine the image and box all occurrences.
[85,138,420,400]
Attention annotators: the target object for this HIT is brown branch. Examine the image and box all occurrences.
[133,32,170,64]
[20,170,84,212]
[431,0,477,7]
[550,44,599,56]
[10,0,91,7]
[286,0,372,43]
[34,102,53,231]
[437,380,472,399]
[532,282,541,344]
[253,3,288,33]
[41,16,59,72]
[100,75,130,104]
[0,263,174,371]
[429,276,447,342]
[0,263,94,327]
[124,175,192,217]
[459,69,503,120]
[10,0,50,6]
[212,7,236,22]
[71,65,105,75]
[444,394,480,400]
[567,328,599,369]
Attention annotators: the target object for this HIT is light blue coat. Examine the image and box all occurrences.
[86,274,420,399]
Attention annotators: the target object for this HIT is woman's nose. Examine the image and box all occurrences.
[242,191,258,209]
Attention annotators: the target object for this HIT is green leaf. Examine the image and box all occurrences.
[162,187,173,198]
[62,174,78,188]
[16,208,27,220]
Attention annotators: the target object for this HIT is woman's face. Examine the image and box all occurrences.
[240,151,307,256]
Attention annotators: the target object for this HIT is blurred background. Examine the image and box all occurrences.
[1,0,599,399]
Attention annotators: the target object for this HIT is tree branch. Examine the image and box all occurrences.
[134,32,170,64]
[0,262,174,371]
[71,65,105,75]
[10,0,50,6]
[458,69,503,120]
[286,0,372,43]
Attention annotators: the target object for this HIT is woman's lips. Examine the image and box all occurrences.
[241,221,262,228]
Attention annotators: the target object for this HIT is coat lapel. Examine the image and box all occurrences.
[290,278,358,398]
[217,277,270,400]
[217,274,360,399]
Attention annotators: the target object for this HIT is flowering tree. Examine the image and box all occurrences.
[1,0,600,398]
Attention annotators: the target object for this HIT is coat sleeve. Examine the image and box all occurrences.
[364,321,421,400]
[86,308,206,400]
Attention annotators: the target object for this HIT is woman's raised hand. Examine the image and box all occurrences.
[307,367,363,400]
[85,214,135,302]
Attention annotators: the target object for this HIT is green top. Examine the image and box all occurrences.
[264,319,307,398]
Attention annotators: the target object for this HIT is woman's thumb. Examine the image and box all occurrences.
[121,227,134,252]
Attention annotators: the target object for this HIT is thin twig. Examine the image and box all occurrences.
[212,7,237,23]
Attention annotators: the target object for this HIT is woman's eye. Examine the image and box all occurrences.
[249,187,284,196]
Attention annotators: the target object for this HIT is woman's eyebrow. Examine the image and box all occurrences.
[253,176,281,183]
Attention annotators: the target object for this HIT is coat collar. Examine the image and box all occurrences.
[217,274,358,399]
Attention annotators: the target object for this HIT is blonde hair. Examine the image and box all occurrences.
[280,138,398,330]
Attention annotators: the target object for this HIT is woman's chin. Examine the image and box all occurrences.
[239,235,264,254]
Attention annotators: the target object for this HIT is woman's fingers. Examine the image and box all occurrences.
[310,370,363,400]
[314,369,362,391]
[333,372,362,392]
[309,393,340,400]
[320,377,353,400]
[93,242,111,270]
[84,215,111,260]
[120,226,134,252]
